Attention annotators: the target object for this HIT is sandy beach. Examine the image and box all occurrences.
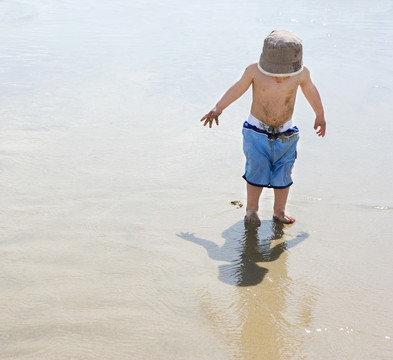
[1,0,393,359]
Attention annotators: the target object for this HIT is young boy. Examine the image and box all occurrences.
[200,30,326,225]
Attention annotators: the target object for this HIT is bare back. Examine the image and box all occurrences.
[249,62,302,127]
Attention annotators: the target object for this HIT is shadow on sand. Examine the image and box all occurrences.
[177,219,309,287]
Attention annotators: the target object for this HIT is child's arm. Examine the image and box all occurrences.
[300,67,326,137]
[200,66,254,128]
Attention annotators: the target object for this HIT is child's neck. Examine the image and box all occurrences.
[270,76,290,84]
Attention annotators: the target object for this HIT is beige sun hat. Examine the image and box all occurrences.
[258,30,303,77]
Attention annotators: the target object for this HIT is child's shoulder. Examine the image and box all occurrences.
[242,62,261,79]
[245,62,259,73]
[298,65,311,84]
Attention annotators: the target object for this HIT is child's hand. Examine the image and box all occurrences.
[314,116,326,137]
[200,107,222,128]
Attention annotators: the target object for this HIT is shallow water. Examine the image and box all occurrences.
[1,0,393,359]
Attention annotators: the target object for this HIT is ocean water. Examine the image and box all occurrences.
[1,0,393,359]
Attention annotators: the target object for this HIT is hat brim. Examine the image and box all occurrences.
[257,63,304,77]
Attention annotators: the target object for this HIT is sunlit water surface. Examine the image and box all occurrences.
[1,0,393,359]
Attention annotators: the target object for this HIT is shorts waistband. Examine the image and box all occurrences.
[247,114,294,133]
[243,121,299,139]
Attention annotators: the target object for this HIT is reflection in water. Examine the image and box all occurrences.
[178,219,308,286]
[178,221,314,359]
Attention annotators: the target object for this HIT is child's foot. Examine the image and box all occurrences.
[244,210,261,226]
[273,210,295,224]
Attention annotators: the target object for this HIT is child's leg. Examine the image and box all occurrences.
[245,183,263,225]
[246,183,263,211]
[273,187,295,224]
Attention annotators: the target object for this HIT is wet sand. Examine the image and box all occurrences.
[1,0,393,359]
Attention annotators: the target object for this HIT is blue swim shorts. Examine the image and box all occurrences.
[242,120,299,189]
